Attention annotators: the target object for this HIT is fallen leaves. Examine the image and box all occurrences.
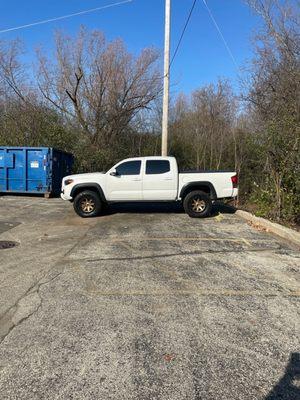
[247,221,270,233]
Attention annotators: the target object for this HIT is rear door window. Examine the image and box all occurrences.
[146,160,170,175]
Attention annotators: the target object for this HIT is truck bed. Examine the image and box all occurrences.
[178,170,237,199]
[179,169,235,174]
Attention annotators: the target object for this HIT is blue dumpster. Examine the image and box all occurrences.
[0,147,74,196]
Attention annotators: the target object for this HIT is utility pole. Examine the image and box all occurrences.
[161,0,171,156]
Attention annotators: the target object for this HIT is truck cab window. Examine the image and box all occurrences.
[116,160,141,175]
[146,160,170,174]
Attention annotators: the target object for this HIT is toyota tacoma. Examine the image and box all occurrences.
[61,156,238,218]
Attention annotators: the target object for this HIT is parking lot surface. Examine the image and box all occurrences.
[0,196,299,400]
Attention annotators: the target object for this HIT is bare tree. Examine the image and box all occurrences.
[170,80,237,171]
[37,27,162,147]
[0,39,34,104]
[245,0,300,220]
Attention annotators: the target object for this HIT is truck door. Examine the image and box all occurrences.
[107,160,142,200]
[143,159,177,200]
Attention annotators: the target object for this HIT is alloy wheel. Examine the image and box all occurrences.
[191,198,206,213]
[80,197,95,213]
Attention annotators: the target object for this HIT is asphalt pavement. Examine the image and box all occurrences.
[0,196,299,400]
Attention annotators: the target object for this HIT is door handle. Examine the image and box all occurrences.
[163,178,172,180]
[132,178,141,181]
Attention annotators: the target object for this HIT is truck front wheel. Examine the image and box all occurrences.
[73,190,102,218]
[183,190,212,218]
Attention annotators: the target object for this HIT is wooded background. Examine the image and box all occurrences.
[0,0,299,224]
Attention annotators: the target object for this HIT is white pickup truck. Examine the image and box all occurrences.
[61,156,238,218]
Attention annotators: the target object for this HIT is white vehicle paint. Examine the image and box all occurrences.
[61,156,238,217]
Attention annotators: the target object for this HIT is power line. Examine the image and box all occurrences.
[0,0,133,34]
[169,0,197,68]
[201,0,239,69]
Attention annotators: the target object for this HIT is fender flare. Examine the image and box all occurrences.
[180,181,217,200]
[70,183,106,202]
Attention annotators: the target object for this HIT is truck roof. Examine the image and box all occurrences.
[121,156,176,161]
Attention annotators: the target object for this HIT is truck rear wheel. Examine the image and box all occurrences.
[183,190,212,218]
[73,190,102,218]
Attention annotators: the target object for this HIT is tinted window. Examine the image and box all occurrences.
[146,160,170,175]
[116,161,141,175]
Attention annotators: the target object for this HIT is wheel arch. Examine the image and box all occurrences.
[180,181,217,201]
[70,183,106,203]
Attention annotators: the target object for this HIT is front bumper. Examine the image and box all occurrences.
[61,191,72,201]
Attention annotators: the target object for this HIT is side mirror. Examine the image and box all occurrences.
[110,170,119,177]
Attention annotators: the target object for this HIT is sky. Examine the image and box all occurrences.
[0,0,262,94]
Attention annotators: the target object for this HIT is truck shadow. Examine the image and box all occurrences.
[265,353,300,400]
[104,201,236,217]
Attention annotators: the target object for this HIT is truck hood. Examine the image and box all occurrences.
[65,172,105,181]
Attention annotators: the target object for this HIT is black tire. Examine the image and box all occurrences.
[73,190,102,218]
[183,190,212,218]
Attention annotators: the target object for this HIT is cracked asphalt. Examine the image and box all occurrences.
[0,196,299,400]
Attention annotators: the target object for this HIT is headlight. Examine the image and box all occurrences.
[64,179,74,186]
